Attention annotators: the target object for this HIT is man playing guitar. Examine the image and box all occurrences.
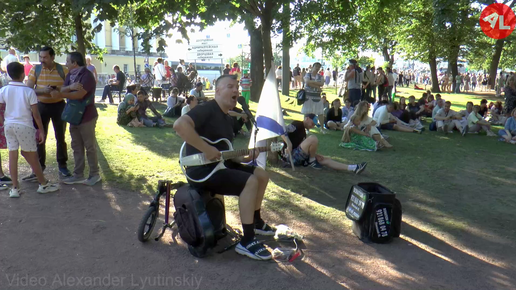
[174,75,287,261]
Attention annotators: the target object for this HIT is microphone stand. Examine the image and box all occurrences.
[248,114,259,165]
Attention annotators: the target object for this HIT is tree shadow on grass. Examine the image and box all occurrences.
[96,141,153,194]
[266,158,516,289]
[95,103,110,112]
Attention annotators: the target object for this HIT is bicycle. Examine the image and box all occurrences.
[137,180,241,257]
[137,180,184,243]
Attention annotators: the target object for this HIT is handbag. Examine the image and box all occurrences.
[296,89,306,105]
[61,93,92,125]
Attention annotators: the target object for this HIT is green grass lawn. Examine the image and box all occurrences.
[3,87,515,260]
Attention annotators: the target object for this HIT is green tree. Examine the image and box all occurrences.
[0,0,120,58]
[433,0,479,92]
[397,0,446,92]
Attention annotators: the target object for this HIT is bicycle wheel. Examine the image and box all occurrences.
[137,206,158,242]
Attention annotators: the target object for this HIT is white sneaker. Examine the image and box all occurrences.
[37,182,60,194]
[0,184,9,191]
[9,188,20,198]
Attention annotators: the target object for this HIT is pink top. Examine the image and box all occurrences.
[24,63,33,77]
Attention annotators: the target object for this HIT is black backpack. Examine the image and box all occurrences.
[173,185,227,257]
[345,183,402,243]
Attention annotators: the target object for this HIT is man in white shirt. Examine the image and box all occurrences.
[2,49,19,81]
[189,82,208,102]
[153,58,166,87]
[432,99,444,121]
[434,101,464,134]
[373,103,422,133]
[458,101,473,129]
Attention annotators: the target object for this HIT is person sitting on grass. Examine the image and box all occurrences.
[399,96,408,110]
[326,98,344,130]
[430,98,445,131]
[341,98,354,124]
[498,108,516,144]
[373,94,389,115]
[490,101,506,125]
[140,67,154,94]
[164,88,185,118]
[282,114,368,173]
[426,94,435,114]
[373,102,423,134]
[391,101,411,124]
[463,105,497,137]
[458,101,474,129]
[229,105,253,137]
[435,93,445,106]
[322,93,330,115]
[434,101,464,134]
[340,101,392,151]
[0,62,60,197]
[408,95,425,119]
[181,96,198,116]
[479,98,489,118]
[135,90,168,128]
[117,86,143,127]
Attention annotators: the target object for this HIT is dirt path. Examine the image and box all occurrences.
[1,167,515,290]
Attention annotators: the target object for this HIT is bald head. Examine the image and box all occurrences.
[8,48,15,55]
[215,75,239,112]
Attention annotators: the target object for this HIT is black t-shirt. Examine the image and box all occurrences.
[286,121,306,149]
[185,100,234,156]
[223,68,231,75]
[408,103,421,113]
[479,106,488,117]
[116,71,126,90]
[326,108,343,125]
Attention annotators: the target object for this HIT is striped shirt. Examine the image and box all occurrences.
[28,63,69,103]
[240,77,252,92]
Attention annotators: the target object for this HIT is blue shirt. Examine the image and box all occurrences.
[505,117,516,132]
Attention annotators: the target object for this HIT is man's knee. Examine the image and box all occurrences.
[243,175,259,193]
[253,167,269,185]
[307,135,318,144]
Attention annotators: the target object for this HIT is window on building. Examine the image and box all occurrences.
[123,64,128,73]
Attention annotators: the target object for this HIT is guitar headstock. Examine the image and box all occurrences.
[270,142,284,152]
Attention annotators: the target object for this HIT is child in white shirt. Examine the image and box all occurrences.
[0,62,59,197]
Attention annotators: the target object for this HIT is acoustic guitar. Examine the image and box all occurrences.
[179,137,284,183]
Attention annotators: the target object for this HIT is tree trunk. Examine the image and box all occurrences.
[488,39,504,89]
[448,45,459,93]
[261,11,273,73]
[281,2,290,96]
[74,12,86,56]
[429,54,440,93]
[249,25,264,102]
[132,30,137,78]
[382,46,390,63]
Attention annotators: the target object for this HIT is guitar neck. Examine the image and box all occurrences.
[221,147,269,160]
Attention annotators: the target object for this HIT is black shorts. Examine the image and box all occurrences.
[380,123,395,130]
[186,161,256,196]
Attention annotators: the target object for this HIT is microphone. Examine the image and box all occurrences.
[237,96,257,126]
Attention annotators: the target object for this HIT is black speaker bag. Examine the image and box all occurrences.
[173,185,216,248]
[346,183,401,243]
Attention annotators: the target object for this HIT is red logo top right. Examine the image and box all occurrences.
[480,3,516,39]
